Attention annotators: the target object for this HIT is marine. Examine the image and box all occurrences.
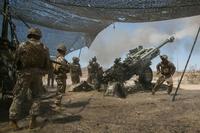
[87,56,100,84]
[53,44,69,107]
[87,60,93,84]
[70,57,82,85]
[94,66,104,91]
[9,27,50,129]
[104,58,126,98]
[152,55,176,95]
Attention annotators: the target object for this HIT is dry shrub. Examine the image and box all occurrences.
[186,66,200,84]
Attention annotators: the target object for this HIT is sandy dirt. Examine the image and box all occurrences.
[0,73,200,133]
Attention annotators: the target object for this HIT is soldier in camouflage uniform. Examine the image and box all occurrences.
[152,55,176,95]
[87,60,93,84]
[53,44,69,107]
[70,57,82,85]
[9,28,50,129]
[94,66,104,91]
[88,56,100,84]
[104,58,126,98]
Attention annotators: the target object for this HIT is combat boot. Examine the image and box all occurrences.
[10,120,19,130]
[167,86,173,95]
[29,116,37,129]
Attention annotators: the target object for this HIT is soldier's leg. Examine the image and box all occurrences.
[29,75,42,129]
[47,74,50,86]
[87,75,92,84]
[166,77,173,95]
[9,74,31,129]
[74,75,80,84]
[55,78,66,106]
[76,75,80,84]
[152,75,165,95]
[51,75,54,87]
[71,75,76,85]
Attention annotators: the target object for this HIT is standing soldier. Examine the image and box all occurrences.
[9,28,50,129]
[94,66,104,91]
[91,56,100,83]
[87,60,93,84]
[70,57,82,84]
[152,55,176,95]
[53,44,69,107]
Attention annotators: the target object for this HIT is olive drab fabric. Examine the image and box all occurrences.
[152,58,176,95]
[15,39,49,70]
[9,37,50,121]
[156,61,176,78]
[53,53,69,106]
[53,54,69,78]
[87,58,100,84]
[70,57,82,84]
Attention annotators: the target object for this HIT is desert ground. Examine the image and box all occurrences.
[0,71,200,133]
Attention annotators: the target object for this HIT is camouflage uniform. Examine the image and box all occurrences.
[94,66,104,91]
[152,55,176,95]
[9,28,50,129]
[70,57,82,85]
[87,60,93,84]
[53,44,69,106]
[111,58,125,82]
[89,57,100,84]
[104,58,126,98]
[0,39,15,97]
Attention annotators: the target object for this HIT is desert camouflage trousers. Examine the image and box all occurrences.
[9,72,42,120]
[55,77,66,105]
[71,74,80,85]
[152,74,173,94]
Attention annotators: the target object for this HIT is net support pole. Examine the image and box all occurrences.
[172,26,200,101]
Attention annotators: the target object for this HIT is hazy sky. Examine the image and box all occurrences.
[66,15,200,71]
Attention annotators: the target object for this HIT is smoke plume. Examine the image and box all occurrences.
[80,15,200,68]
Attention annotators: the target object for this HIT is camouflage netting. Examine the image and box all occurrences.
[0,0,200,54]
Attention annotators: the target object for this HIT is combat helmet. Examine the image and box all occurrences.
[72,57,79,62]
[57,44,67,52]
[160,55,168,60]
[27,28,42,39]
[92,56,97,62]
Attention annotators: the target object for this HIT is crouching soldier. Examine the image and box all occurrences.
[70,57,82,85]
[152,55,176,95]
[9,28,50,129]
[53,44,69,107]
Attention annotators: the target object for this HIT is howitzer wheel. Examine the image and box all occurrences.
[139,67,153,87]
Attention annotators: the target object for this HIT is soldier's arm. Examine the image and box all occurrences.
[156,63,161,73]
[15,43,25,70]
[170,62,176,76]
[60,59,70,73]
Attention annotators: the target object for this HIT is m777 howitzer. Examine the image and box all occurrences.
[103,36,175,87]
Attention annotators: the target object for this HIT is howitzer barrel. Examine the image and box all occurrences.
[156,36,175,49]
[139,36,175,60]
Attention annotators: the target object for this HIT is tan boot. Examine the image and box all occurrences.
[29,116,37,129]
[10,120,19,130]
